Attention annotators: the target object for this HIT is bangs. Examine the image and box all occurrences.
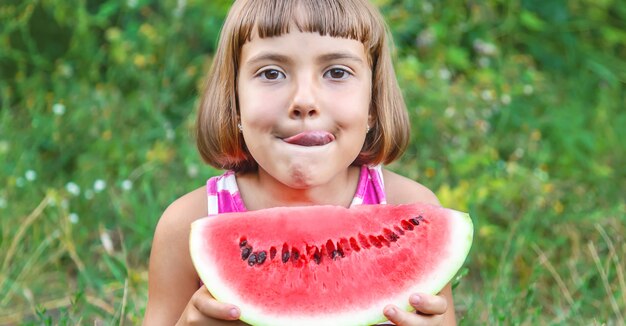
[231,0,383,53]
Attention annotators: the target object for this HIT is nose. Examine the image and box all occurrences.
[288,76,319,119]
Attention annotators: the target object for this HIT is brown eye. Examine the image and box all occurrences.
[261,69,284,80]
[325,68,349,79]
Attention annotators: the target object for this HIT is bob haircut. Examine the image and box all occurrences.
[196,0,410,172]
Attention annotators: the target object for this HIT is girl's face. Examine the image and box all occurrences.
[237,29,372,189]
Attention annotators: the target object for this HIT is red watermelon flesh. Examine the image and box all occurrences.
[190,203,473,326]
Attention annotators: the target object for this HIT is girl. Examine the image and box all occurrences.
[144,0,456,325]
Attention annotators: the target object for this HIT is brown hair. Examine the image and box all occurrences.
[196,0,409,172]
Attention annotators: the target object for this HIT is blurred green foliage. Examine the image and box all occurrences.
[1,0,625,324]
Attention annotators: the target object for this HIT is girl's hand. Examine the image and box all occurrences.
[176,286,247,325]
[382,293,449,326]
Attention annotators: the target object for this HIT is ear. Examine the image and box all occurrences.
[368,114,375,129]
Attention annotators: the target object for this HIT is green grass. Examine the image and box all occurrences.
[1,0,625,324]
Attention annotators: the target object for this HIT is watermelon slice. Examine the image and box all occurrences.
[190,204,473,326]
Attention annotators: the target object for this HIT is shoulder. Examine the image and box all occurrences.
[157,185,208,233]
[381,168,440,206]
[145,186,210,323]
[150,185,208,279]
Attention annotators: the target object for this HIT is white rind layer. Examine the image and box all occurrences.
[190,210,473,326]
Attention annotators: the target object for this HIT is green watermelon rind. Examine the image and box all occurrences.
[190,208,473,326]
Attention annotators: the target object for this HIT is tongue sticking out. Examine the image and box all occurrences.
[283,131,335,146]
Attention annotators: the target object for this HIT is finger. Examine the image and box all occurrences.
[409,293,448,315]
[192,287,241,320]
[383,305,424,326]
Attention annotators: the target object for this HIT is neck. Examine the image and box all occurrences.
[237,166,360,210]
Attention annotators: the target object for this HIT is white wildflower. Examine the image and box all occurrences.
[94,179,106,193]
[523,85,534,95]
[439,68,451,81]
[481,90,494,102]
[121,179,133,191]
[0,197,7,209]
[66,182,81,196]
[59,63,74,77]
[69,213,79,224]
[187,165,199,178]
[52,103,66,116]
[444,107,456,118]
[25,170,37,181]
[473,39,498,56]
[501,94,512,105]
[416,29,435,49]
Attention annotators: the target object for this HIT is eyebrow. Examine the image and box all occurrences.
[244,51,365,67]
[245,53,293,67]
[316,52,365,65]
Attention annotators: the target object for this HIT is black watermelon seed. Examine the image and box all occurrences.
[247,253,257,266]
[241,247,252,260]
[291,248,300,262]
[239,239,247,248]
[401,220,414,231]
[281,244,290,263]
[336,242,345,257]
[282,251,290,263]
[384,229,399,242]
[257,251,267,264]
[270,247,277,260]
[349,237,360,251]
[331,247,344,259]
[410,217,420,226]
[313,248,322,264]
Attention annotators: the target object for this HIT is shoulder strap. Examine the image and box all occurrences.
[206,171,244,215]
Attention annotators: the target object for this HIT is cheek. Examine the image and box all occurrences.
[328,86,371,124]
[238,87,284,126]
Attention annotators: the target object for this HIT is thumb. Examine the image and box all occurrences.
[383,305,413,326]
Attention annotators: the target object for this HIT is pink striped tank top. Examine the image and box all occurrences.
[206,165,386,215]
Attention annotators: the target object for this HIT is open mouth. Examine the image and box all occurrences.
[282,131,335,146]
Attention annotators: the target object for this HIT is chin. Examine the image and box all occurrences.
[279,163,328,189]
[284,168,315,189]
